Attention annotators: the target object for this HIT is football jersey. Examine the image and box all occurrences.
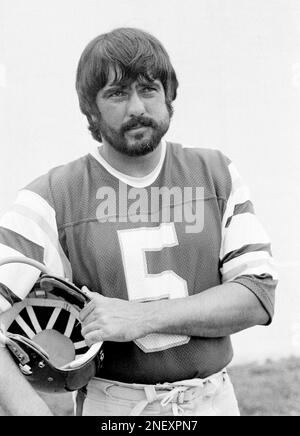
[0,141,277,383]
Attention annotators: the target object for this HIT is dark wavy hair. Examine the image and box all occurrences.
[76,28,179,142]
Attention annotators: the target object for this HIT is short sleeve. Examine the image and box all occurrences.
[0,181,72,313]
[219,161,278,324]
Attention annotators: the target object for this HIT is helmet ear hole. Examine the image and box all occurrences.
[33,330,75,368]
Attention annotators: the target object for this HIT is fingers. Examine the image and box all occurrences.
[79,290,108,345]
[84,330,104,347]
[79,301,95,322]
[81,320,100,337]
[79,290,105,322]
[81,286,94,298]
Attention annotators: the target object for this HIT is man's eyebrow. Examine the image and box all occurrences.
[138,78,160,87]
[101,84,127,97]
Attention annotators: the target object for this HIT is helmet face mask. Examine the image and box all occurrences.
[0,258,104,393]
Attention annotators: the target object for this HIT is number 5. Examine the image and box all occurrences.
[118,223,190,353]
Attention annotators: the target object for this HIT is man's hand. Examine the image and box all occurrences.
[79,288,150,346]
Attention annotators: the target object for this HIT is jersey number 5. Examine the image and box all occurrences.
[117,223,190,353]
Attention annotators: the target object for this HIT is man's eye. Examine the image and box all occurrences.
[110,91,126,98]
[142,87,156,93]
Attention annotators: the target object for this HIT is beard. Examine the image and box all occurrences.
[94,111,171,157]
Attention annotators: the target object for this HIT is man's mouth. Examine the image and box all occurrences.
[124,118,155,132]
[125,125,150,132]
[130,125,146,130]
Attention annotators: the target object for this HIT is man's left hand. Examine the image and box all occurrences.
[79,287,150,346]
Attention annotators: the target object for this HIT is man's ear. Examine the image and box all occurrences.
[89,105,101,122]
[87,112,99,123]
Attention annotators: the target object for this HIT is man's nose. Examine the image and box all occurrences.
[127,91,145,117]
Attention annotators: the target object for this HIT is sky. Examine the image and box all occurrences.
[0,0,300,363]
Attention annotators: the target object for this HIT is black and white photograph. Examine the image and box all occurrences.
[0,0,299,418]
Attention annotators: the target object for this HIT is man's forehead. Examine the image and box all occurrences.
[104,67,160,88]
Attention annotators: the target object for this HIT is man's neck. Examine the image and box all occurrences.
[99,141,163,178]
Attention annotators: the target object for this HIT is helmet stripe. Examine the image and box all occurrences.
[26,306,42,334]
[45,307,61,330]
[64,313,76,338]
[15,315,35,339]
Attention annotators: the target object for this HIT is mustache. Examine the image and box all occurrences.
[122,116,158,133]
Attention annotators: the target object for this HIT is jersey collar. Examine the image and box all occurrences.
[90,140,167,188]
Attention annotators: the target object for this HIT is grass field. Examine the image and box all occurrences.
[39,356,300,417]
[228,356,300,416]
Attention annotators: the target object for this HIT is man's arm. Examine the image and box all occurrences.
[80,281,269,345]
[0,348,53,416]
[81,158,277,345]
[0,184,72,416]
[141,281,269,337]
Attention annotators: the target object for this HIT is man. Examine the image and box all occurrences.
[0,28,277,416]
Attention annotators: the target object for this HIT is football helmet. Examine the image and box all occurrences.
[0,256,104,393]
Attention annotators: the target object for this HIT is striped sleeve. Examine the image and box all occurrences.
[0,187,72,313]
[219,162,278,323]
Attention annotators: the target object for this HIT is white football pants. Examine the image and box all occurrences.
[75,369,240,416]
